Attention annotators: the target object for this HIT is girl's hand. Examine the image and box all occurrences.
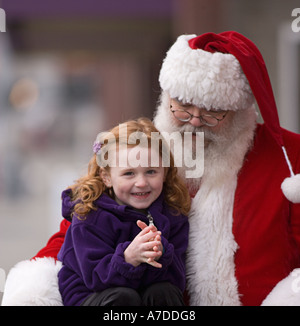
[124,221,163,268]
[137,220,163,266]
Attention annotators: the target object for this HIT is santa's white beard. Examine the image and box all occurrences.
[154,95,258,305]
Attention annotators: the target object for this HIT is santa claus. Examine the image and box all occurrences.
[2,31,300,306]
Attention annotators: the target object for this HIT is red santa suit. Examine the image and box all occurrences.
[233,124,300,305]
[2,31,300,306]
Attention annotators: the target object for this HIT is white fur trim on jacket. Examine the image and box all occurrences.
[185,106,257,305]
[261,268,300,306]
[2,258,63,306]
[159,34,254,111]
[187,176,241,305]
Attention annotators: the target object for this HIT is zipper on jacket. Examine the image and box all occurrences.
[146,212,155,226]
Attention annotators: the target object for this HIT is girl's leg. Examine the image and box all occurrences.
[141,282,184,306]
[81,287,142,306]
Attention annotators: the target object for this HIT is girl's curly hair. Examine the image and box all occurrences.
[68,118,191,219]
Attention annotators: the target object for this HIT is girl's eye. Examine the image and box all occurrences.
[123,171,134,176]
[146,169,157,175]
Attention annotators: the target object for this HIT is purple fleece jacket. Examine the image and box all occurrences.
[57,189,189,306]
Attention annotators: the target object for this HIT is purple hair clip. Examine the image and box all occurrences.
[93,141,102,155]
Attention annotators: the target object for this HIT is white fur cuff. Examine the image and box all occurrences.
[2,258,63,306]
[261,269,300,306]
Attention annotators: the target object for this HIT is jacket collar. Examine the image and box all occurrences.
[61,188,165,223]
[94,192,165,222]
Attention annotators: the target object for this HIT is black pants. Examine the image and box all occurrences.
[81,282,184,306]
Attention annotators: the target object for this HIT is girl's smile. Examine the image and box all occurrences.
[131,191,151,198]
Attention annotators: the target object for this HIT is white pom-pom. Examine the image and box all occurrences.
[281,174,300,203]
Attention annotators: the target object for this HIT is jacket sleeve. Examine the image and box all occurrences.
[67,223,147,292]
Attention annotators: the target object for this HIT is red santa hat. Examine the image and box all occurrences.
[159,31,300,203]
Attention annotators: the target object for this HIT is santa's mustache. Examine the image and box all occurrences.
[177,124,220,143]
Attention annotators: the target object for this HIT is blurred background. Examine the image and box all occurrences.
[0,0,299,299]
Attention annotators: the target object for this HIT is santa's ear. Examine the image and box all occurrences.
[100,168,112,188]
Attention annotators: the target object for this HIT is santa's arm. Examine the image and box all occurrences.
[2,219,70,306]
[33,219,70,260]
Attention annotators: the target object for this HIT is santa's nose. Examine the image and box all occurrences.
[187,107,206,127]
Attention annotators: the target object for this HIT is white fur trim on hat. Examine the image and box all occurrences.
[2,258,63,306]
[159,34,255,111]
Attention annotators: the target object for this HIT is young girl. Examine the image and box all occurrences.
[57,118,190,306]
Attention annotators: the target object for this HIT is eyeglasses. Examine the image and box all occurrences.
[170,105,228,127]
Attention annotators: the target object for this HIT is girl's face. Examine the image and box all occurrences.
[101,146,165,210]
